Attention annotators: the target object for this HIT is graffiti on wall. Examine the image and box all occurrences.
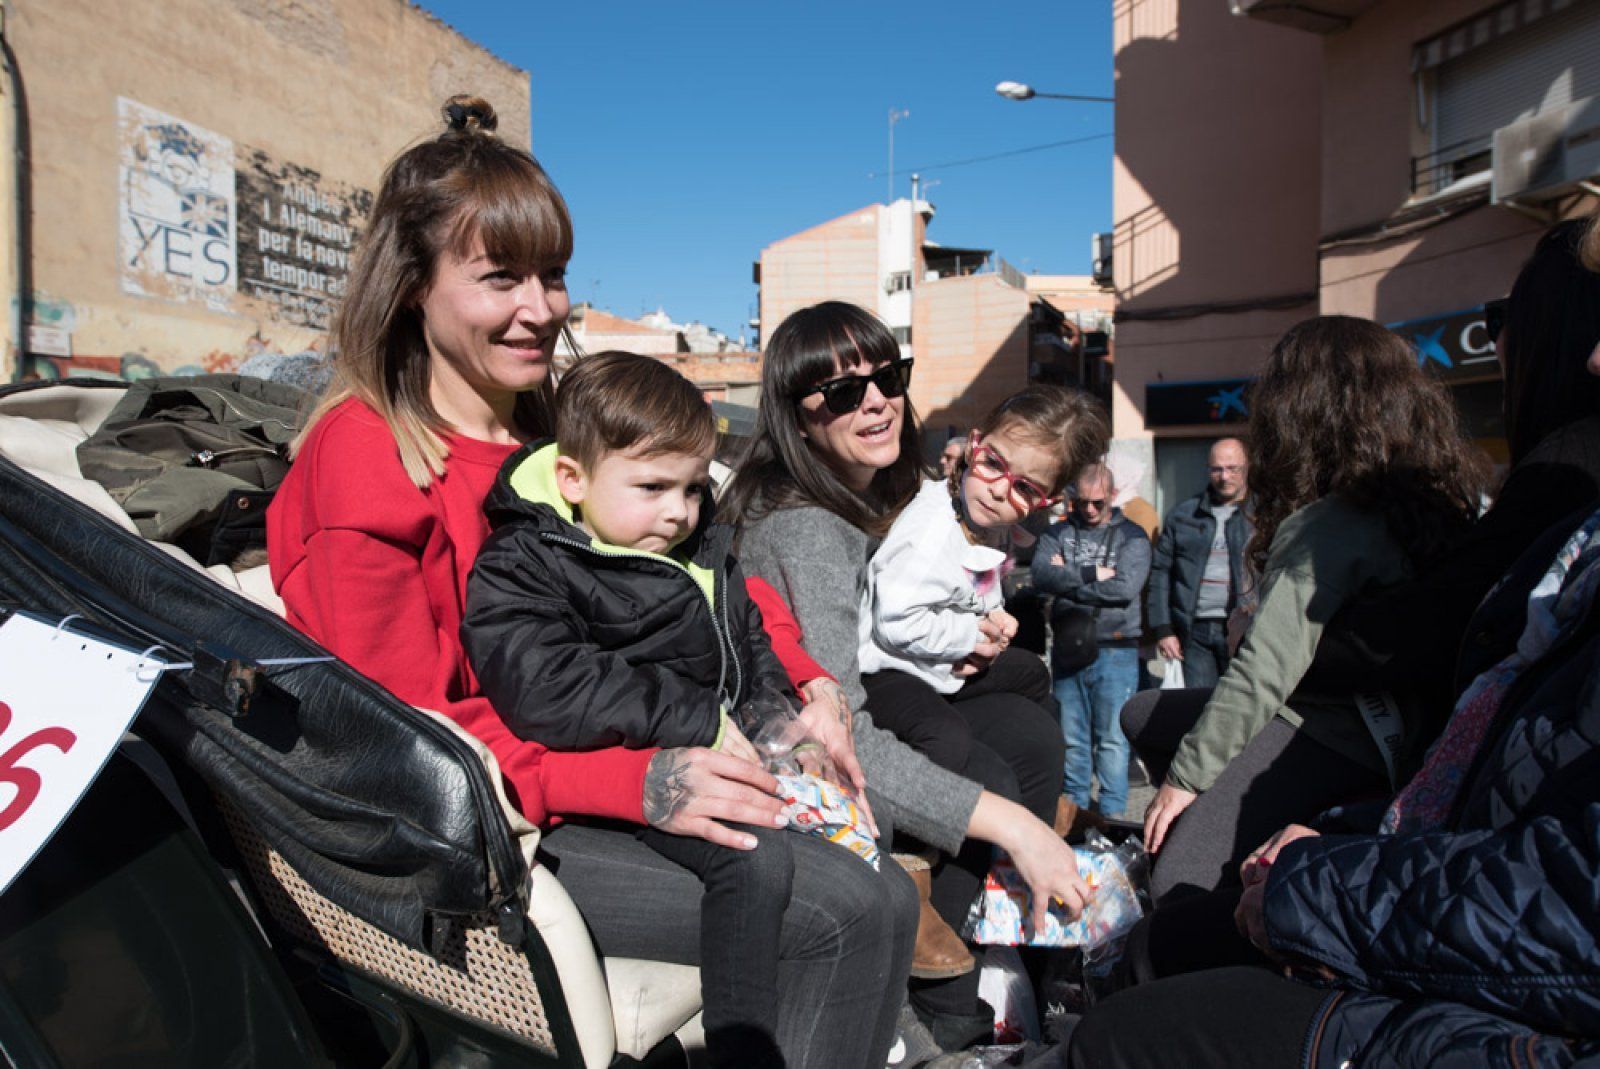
[111,97,371,339]
[117,98,237,309]
[236,151,372,330]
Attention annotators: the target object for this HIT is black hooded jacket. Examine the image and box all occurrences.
[463,441,791,752]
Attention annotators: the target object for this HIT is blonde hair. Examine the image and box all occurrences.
[296,95,574,488]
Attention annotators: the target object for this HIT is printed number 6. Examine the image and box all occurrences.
[0,701,77,832]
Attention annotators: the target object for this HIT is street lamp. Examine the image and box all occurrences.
[995,80,1113,104]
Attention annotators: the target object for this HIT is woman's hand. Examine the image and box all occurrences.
[1239,823,1319,887]
[1143,782,1198,854]
[642,747,787,850]
[1156,636,1184,661]
[969,793,1092,932]
[798,678,878,837]
[1234,824,1321,960]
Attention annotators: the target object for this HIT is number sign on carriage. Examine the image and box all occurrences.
[0,614,161,896]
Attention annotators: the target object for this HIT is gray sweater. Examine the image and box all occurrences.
[739,505,983,854]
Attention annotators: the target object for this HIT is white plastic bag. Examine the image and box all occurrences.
[977,944,1039,1044]
[1159,658,1185,690]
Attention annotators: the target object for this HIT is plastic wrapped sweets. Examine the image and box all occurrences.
[964,835,1147,948]
[774,772,880,870]
[746,685,879,870]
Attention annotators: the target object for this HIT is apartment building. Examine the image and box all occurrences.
[1113,0,1599,513]
[756,200,1113,445]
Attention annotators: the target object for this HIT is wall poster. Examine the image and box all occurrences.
[117,98,237,309]
[236,151,373,330]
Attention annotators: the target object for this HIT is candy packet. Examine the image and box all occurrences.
[963,832,1147,948]
[744,685,879,870]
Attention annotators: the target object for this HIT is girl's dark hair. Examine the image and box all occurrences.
[297,94,574,488]
[556,351,715,468]
[723,301,925,536]
[1246,315,1488,575]
[1501,217,1600,465]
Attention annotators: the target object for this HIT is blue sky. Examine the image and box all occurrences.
[416,1,1113,343]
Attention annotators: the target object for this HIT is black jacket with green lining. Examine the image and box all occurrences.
[463,440,791,753]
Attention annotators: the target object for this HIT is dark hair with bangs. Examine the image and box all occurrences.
[295,95,575,488]
[1246,315,1487,576]
[723,301,926,536]
[964,384,1110,495]
[1500,217,1600,465]
[556,352,715,470]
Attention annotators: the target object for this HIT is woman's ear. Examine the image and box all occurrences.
[553,454,588,507]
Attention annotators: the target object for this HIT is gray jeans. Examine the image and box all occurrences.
[538,819,918,1069]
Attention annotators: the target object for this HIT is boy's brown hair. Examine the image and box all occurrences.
[556,351,716,469]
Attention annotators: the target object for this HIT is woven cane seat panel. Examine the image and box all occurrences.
[219,801,557,1055]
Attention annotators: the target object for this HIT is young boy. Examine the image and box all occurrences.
[462,351,818,1066]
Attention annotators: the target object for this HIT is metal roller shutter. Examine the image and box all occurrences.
[1436,0,1600,150]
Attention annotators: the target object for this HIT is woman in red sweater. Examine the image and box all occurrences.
[268,96,916,1068]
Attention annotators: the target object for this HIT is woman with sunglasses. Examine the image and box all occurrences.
[723,302,1092,1051]
[859,386,1108,814]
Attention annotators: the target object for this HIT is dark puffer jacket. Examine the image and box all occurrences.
[1263,509,1600,1068]
[1146,490,1252,642]
[463,441,790,752]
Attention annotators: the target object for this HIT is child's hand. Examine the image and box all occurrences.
[716,720,762,767]
[985,608,1019,644]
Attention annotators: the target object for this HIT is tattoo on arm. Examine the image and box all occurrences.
[643,751,694,827]
[808,679,852,730]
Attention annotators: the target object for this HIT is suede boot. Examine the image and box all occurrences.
[1053,794,1107,840]
[893,852,975,979]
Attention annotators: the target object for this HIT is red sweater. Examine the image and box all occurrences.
[266,399,655,827]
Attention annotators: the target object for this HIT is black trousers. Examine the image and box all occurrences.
[1068,966,1327,1069]
[863,651,1065,1024]
[863,648,1064,824]
[1120,687,1388,904]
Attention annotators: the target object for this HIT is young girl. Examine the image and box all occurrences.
[858,385,1110,784]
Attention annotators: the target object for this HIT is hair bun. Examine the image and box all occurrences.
[442,95,498,134]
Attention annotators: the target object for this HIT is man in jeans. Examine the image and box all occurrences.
[1148,438,1253,689]
[1033,463,1151,818]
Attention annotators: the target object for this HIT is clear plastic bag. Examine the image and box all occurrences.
[743,685,878,869]
[964,831,1149,949]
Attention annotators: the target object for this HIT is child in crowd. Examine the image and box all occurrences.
[462,351,859,1067]
[858,385,1110,793]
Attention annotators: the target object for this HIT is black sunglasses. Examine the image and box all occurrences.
[1483,296,1509,343]
[795,359,914,415]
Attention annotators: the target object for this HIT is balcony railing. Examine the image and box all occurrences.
[1411,134,1494,197]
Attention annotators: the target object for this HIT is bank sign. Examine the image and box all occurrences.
[1385,306,1501,385]
[1145,303,1500,427]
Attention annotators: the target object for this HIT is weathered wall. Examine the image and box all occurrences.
[757,206,882,348]
[6,0,529,381]
[911,273,1031,440]
[1317,0,1562,323]
[1110,0,1323,445]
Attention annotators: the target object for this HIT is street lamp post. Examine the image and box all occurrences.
[995,80,1113,104]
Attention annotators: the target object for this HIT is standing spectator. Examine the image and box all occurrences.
[1148,439,1253,689]
[939,435,967,478]
[1034,463,1152,818]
